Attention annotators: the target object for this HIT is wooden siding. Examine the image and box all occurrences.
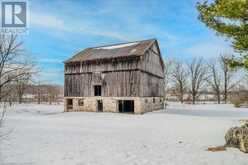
[64,70,164,97]
[64,70,140,97]
[139,72,164,97]
[140,43,164,78]
[64,42,165,98]
[65,58,140,74]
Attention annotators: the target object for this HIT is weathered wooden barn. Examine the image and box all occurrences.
[64,39,165,114]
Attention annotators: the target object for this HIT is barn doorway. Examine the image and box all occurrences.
[118,100,134,113]
[97,100,103,112]
[67,99,73,110]
[94,85,102,96]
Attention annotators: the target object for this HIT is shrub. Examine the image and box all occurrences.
[230,93,247,108]
[225,123,248,153]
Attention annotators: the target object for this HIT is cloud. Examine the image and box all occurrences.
[31,11,132,41]
[185,39,235,58]
[27,0,239,85]
[30,0,178,42]
[34,69,64,85]
[38,58,64,64]
[31,13,66,30]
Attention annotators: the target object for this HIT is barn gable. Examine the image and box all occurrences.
[140,40,164,78]
[64,39,165,114]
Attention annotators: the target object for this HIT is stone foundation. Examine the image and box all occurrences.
[64,97,164,114]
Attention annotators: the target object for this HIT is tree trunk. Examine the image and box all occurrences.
[224,85,227,104]
[0,86,2,102]
[18,94,22,104]
[38,93,41,104]
[223,62,228,104]
[217,91,221,104]
[192,93,196,104]
[180,95,183,103]
[49,95,52,105]
[179,86,184,103]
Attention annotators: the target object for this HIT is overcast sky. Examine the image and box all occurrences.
[23,0,234,85]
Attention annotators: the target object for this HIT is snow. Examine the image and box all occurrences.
[1,103,248,165]
[95,42,139,50]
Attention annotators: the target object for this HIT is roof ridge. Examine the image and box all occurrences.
[90,38,156,49]
[64,38,158,63]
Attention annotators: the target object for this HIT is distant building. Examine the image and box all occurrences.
[166,89,222,103]
[64,39,165,114]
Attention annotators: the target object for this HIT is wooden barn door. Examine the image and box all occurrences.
[97,100,103,112]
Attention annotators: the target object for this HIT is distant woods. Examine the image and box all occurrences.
[0,35,31,125]
[197,0,248,69]
[0,35,62,126]
[0,35,32,101]
[164,55,247,105]
[181,0,248,105]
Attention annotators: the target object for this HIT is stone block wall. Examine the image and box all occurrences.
[64,97,164,114]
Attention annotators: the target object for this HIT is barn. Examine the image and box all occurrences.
[64,39,165,114]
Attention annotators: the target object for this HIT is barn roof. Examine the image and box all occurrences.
[65,39,157,63]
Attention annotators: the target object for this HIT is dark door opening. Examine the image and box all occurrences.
[67,99,73,110]
[97,100,103,112]
[94,85,102,96]
[118,100,134,113]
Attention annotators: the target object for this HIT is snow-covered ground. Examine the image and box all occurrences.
[1,102,248,165]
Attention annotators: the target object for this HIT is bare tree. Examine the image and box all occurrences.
[207,55,238,104]
[47,85,60,105]
[245,74,248,90]
[0,34,34,124]
[0,103,7,127]
[188,58,208,104]
[15,73,32,104]
[171,61,187,103]
[163,59,172,100]
[207,61,221,104]
[220,55,235,103]
[36,81,43,104]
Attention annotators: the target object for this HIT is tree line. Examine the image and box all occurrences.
[0,34,63,126]
[164,55,247,105]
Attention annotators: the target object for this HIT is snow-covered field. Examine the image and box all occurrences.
[1,103,248,165]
